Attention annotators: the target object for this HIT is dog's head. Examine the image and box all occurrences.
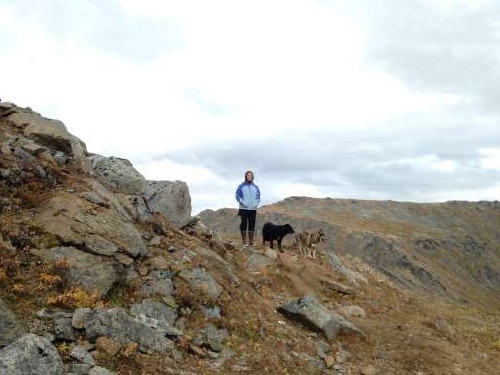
[317,228,326,242]
[283,224,295,235]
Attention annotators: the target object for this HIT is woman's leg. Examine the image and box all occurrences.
[239,210,249,245]
[248,210,257,245]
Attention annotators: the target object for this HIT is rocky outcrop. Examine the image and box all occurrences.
[36,191,148,259]
[0,334,64,375]
[31,246,123,298]
[0,103,91,173]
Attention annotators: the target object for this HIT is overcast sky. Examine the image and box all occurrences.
[1,0,500,214]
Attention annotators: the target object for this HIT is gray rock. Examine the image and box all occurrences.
[0,334,64,375]
[8,110,73,154]
[83,308,175,354]
[0,298,25,348]
[53,151,68,165]
[36,193,147,258]
[130,298,178,326]
[278,295,362,341]
[32,246,122,298]
[140,271,174,298]
[72,308,91,329]
[143,180,192,227]
[65,363,93,375]
[53,317,76,341]
[178,268,223,300]
[94,156,145,195]
[70,346,95,366]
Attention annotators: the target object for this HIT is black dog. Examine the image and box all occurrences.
[262,222,295,252]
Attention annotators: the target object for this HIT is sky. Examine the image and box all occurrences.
[1,0,500,214]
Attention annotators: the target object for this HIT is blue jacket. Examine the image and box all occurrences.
[235,181,260,210]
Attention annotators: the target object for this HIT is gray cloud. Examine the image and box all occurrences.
[5,0,180,61]
[357,0,500,113]
[159,121,500,204]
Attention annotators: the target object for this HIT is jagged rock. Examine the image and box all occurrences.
[130,298,178,326]
[36,193,148,258]
[115,194,151,222]
[0,334,64,375]
[178,268,223,300]
[72,308,91,329]
[94,156,146,195]
[0,298,26,348]
[192,324,229,353]
[140,270,174,298]
[32,246,122,298]
[326,252,367,286]
[70,346,95,366]
[83,308,175,354]
[278,295,362,341]
[143,180,192,227]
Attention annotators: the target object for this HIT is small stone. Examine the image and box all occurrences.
[95,336,122,357]
[324,355,335,368]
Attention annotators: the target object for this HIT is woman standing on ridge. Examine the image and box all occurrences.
[235,170,260,247]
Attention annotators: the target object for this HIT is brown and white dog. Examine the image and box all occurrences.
[294,228,326,259]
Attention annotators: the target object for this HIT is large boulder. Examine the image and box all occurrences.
[278,295,362,341]
[83,308,176,354]
[0,299,26,348]
[31,246,122,298]
[0,334,64,375]
[94,156,146,195]
[143,180,191,227]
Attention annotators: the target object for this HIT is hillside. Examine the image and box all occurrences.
[1,102,499,375]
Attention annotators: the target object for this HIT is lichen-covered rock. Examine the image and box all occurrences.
[278,295,362,341]
[0,334,64,375]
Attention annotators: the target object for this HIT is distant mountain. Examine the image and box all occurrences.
[200,197,500,308]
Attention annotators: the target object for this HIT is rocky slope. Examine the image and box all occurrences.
[1,102,499,374]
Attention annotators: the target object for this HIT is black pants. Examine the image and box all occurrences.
[239,209,256,232]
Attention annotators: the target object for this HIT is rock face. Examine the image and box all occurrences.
[0,334,64,375]
[37,192,148,258]
[1,104,91,172]
[31,246,122,298]
[0,299,26,348]
[278,295,362,341]
[178,268,223,300]
[144,180,192,227]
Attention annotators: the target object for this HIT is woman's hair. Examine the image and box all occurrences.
[245,170,254,181]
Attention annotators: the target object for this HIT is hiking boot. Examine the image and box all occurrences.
[248,231,254,246]
[241,231,248,247]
